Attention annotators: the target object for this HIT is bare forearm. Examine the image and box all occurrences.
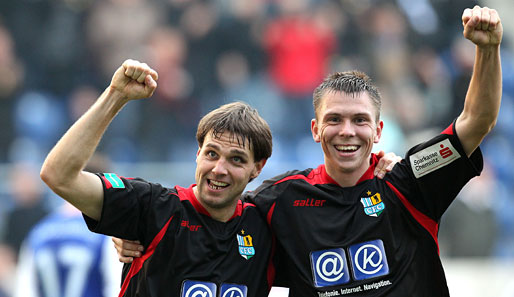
[455,6,503,156]
[41,88,126,216]
[41,59,158,219]
[458,46,502,140]
[42,88,126,185]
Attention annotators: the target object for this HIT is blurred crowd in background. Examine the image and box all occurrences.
[0,0,513,296]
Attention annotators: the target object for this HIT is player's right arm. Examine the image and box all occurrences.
[40,59,158,220]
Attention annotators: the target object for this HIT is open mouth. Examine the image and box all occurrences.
[208,179,229,190]
[335,145,359,153]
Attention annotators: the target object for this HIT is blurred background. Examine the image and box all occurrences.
[0,0,513,296]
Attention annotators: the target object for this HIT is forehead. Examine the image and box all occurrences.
[202,131,252,155]
[318,91,378,119]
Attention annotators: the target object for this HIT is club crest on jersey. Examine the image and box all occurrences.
[237,230,255,260]
[360,191,385,217]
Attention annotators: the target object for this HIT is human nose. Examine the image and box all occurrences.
[211,158,228,175]
[339,120,355,137]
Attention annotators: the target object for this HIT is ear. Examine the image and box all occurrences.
[311,118,321,143]
[374,120,384,143]
[195,147,201,162]
[250,159,267,179]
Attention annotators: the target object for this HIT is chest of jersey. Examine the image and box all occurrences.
[123,206,272,297]
[270,178,441,296]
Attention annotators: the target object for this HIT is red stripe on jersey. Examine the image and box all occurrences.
[267,202,276,226]
[386,181,440,254]
[175,185,210,217]
[227,200,244,220]
[174,185,246,221]
[356,154,379,184]
[441,123,454,135]
[273,154,380,186]
[267,234,277,290]
[118,216,174,297]
[265,203,277,288]
[101,176,113,189]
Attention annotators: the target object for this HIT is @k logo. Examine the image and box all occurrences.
[310,248,350,287]
[220,283,248,297]
[237,230,255,260]
[360,191,385,217]
[181,280,216,297]
[348,240,389,281]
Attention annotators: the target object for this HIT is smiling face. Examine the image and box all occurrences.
[194,131,265,219]
[311,91,383,184]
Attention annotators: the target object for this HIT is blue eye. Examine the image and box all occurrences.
[355,117,368,124]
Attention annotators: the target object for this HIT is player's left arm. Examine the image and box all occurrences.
[456,6,503,157]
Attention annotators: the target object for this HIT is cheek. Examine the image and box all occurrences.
[362,124,376,140]
[319,124,333,140]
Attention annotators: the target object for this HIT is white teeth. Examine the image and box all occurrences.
[336,145,358,151]
[210,180,228,187]
[209,180,229,190]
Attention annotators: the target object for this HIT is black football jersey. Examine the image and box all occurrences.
[84,180,274,297]
[245,123,483,296]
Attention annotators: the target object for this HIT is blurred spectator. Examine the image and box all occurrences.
[138,25,198,161]
[0,244,15,296]
[14,203,122,297]
[262,0,336,161]
[0,162,49,259]
[14,154,123,297]
[0,21,23,162]
[1,0,91,95]
[85,0,165,82]
[179,0,225,108]
[84,0,167,162]
[439,163,499,257]
[10,90,67,163]
[410,46,453,128]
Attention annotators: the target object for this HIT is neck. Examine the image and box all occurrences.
[325,157,372,187]
[206,204,237,223]
[192,186,238,223]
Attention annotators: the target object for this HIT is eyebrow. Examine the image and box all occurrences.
[204,143,250,157]
[323,111,372,119]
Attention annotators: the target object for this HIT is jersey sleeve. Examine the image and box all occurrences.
[386,122,483,221]
[83,174,176,245]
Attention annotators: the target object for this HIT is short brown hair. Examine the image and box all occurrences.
[313,71,382,121]
[196,102,272,162]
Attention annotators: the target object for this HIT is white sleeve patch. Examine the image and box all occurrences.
[408,138,461,178]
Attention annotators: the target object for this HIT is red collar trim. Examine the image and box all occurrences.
[355,153,379,184]
[175,185,243,220]
[314,153,378,186]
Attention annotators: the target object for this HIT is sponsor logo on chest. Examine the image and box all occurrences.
[293,198,326,207]
[181,280,247,297]
[310,240,390,289]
